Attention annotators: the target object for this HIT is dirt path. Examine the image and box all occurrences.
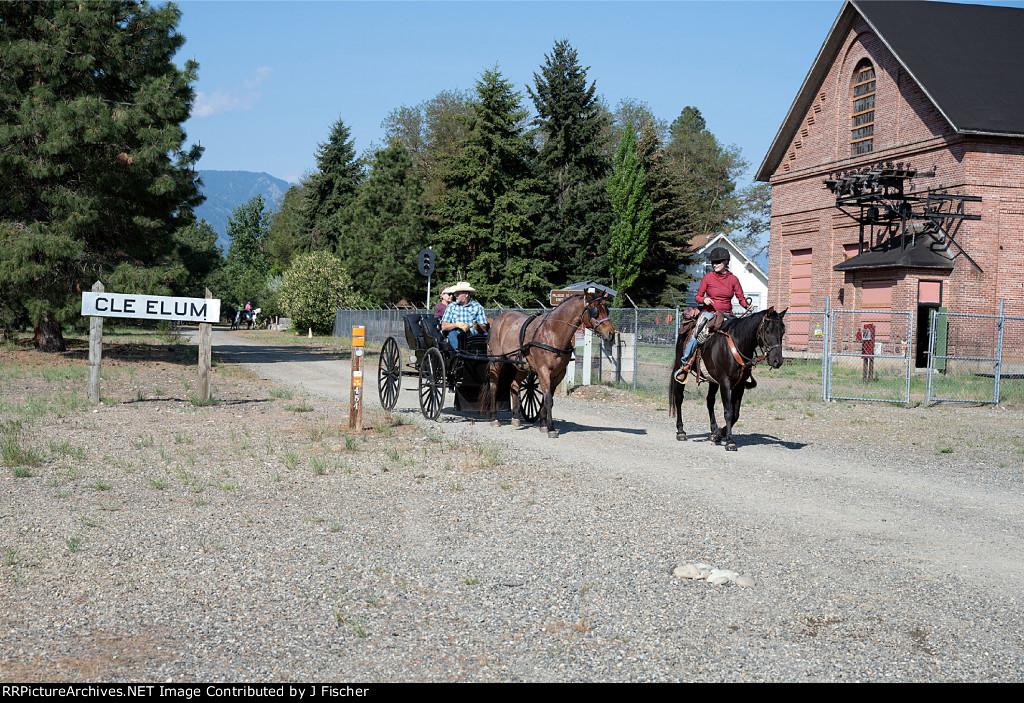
[211,329,1024,597]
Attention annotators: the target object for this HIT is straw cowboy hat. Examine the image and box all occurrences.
[449,281,476,295]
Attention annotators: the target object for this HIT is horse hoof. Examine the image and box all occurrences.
[676,433,687,441]
[490,420,500,427]
[511,418,520,427]
[726,443,737,452]
[547,430,559,438]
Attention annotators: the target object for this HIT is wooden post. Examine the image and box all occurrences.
[349,326,365,430]
[87,281,104,404]
[198,288,213,402]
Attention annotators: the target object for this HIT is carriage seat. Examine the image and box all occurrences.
[403,313,429,352]
[418,314,455,354]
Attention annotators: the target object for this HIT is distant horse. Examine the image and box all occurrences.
[479,293,616,437]
[669,307,786,451]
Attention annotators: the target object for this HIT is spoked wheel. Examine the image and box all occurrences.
[418,347,446,421]
[377,336,402,412]
[518,371,542,423]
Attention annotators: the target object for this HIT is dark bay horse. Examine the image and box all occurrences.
[669,307,787,451]
[479,292,616,437]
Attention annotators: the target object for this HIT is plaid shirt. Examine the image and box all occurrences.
[441,299,487,328]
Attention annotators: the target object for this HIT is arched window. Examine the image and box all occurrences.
[851,61,875,156]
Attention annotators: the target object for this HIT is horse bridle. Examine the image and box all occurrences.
[515,295,610,359]
[719,315,781,370]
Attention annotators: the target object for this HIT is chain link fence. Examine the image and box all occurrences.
[925,304,1024,405]
[826,308,914,404]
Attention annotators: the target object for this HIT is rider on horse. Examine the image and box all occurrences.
[674,246,753,384]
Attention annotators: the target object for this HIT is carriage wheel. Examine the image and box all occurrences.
[377,336,402,412]
[518,371,542,423]
[418,347,446,421]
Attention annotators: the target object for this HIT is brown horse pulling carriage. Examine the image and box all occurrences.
[669,307,787,451]
[479,290,616,437]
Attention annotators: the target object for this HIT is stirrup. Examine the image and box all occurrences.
[674,361,692,384]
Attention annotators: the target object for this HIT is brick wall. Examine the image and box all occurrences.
[767,14,1024,329]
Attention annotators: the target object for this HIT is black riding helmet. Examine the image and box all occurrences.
[709,246,731,264]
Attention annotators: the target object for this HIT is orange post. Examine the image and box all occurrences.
[349,326,366,430]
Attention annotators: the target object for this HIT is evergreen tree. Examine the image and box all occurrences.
[433,67,552,304]
[306,118,361,251]
[0,1,203,350]
[342,143,428,306]
[665,107,747,243]
[266,181,310,273]
[215,195,271,306]
[528,40,612,285]
[168,220,223,297]
[606,125,652,297]
[634,116,694,306]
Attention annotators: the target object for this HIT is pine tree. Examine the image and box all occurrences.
[0,1,203,350]
[306,118,362,251]
[266,182,310,273]
[218,195,272,306]
[528,41,612,286]
[607,125,653,297]
[432,67,552,304]
[342,143,428,306]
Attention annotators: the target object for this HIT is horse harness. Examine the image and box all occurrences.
[509,299,609,366]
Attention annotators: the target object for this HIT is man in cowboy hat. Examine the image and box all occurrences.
[440,281,488,350]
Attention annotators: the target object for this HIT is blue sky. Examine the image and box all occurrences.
[176,0,1024,188]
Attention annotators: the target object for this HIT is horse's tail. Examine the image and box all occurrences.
[477,362,496,416]
[668,376,678,418]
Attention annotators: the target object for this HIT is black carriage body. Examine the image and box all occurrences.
[400,313,511,413]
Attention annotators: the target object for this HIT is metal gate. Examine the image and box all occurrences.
[825,306,914,404]
[925,303,1003,405]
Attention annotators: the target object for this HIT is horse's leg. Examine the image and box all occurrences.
[719,381,737,451]
[509,369,523,427]
[707,382,722,444]
[535,367,558,437]
[725,379,747,451]
[486,362,501,426]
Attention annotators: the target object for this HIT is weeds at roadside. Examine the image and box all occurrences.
[3,547,18,566]
[66,535,84,554]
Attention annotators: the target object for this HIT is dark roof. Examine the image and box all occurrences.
[833,224,954,272]
[756,0,1024,181]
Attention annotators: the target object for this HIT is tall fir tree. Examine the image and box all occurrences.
[0,1,203,350]
[266,181,311,274]
[215,195,272,306]
[305,118,361,252]
[528,40,612,286]
[633,117,694,306]
[433,67,552,304]
[341,143,428,306]
[606,125,653,298]
[665,107,747,244]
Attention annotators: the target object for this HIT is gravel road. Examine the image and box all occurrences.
[3,329,1022,682]
[212,330,1024,680]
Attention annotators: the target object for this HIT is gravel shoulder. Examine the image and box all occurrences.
[1,329,1022,682]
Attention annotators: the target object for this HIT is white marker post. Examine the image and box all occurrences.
[349,326,365,431]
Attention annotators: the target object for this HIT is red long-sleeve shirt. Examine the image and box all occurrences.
[696,270,749,313]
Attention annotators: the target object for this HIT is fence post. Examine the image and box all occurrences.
[821,298,830,402]
[995,299,1005,405]
[925,309,937,405]
[633,307,639,392]
[87,280,104,404]
[904,306,914,406]
[198,288,213,402]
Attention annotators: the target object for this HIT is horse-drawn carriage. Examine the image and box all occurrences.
[376,313,543,422]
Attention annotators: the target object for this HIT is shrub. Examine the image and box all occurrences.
[279,252,362,335]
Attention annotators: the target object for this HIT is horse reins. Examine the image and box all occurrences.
[514,298,609,361]
[717,316,780,370]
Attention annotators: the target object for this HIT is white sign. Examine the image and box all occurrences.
[81,292,220,323]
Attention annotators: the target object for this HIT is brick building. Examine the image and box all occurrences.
[756,0,1024,364]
